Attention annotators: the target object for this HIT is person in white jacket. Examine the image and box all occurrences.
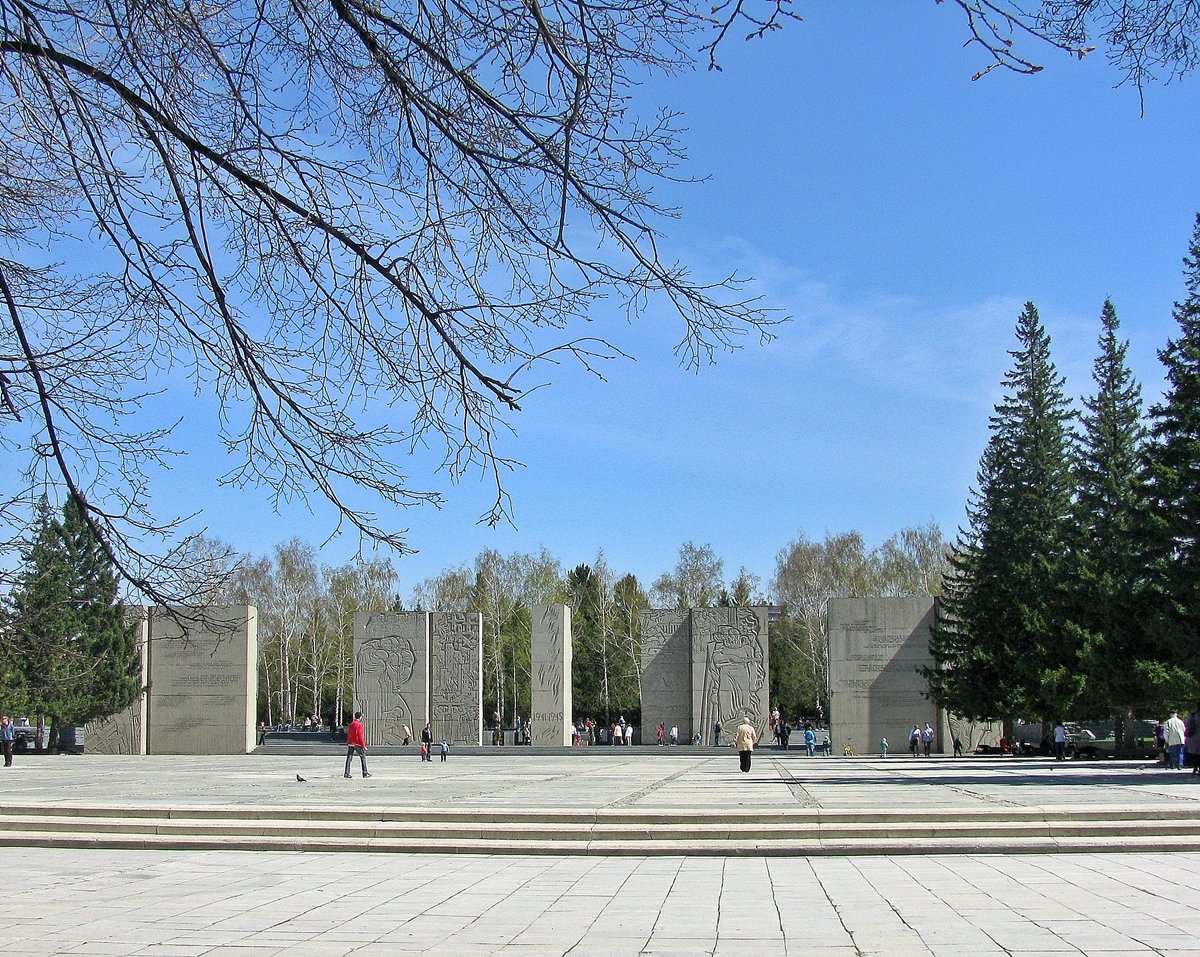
[1165,710,1188,769]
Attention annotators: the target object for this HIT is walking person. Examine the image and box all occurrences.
[908,725,920,757]
[880,736,889,758]
[953,736,963,757]
[1053,720,1068,761]
[343,711,370,778]
[735,716,757,773]
[401,723,412,746]
[1165,710,1187,770]
[921,723,934,757]
[804,725,816,757]
[1,716,13,767]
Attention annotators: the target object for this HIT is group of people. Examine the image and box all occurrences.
[904,723,936,757]
[1155,706,1200,773]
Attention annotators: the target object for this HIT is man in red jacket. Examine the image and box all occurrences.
[344,711,371,778]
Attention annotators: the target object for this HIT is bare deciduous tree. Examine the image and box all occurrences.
[0,0,782,600]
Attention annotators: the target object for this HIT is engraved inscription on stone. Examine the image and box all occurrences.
[146,606,257,754]
[640,609,692,743]
[430,611,482,745]
[531,604,572,747]
[828,597,940,756]
[692,607,769,742]
[354,612,428,746]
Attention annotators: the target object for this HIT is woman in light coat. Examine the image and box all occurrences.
[734,717,757,773]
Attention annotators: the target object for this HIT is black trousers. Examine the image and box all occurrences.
[739,749,752,773]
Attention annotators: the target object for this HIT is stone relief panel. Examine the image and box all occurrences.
[354,612,428,747]
[430,612,482,745]
[86,608,149,754]
[531,604,572,747]
[147,606,258,754]
[640,609,692,744]
[691,607,769,744]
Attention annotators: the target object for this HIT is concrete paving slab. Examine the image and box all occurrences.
[4,754,1200,954]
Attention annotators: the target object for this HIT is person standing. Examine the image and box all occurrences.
[879,736,889,758]
[669,725,678,746]
[1,716,13,767]
[713,721,722,747]
[804,726,816,757]
[421,722,433,761]
[735,716,757,773]
[623,722,633,746]
[256,721,267,747]
[656,722,665,746]
[440,740,449,762]
[1052,721,1068,761]
[343,711,370,778]
[1165,710,1187,770]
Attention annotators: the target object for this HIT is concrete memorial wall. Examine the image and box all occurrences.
[640,607,770,744]
[430,612,483,746]
[692,606,770,745]
[85,608,149,755]
[530,604,572,747]
[828,597,941,757]
[640,609,692,744]
[146,605,258,754]
[354,611,429,746]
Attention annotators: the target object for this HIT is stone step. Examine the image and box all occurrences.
[0,804,1196,855]
[4,803,1192,825]
[1,827,1198,857]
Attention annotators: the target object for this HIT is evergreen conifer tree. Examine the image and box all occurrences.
[1141,215,1200,703]
[927,303,1079,725]
[1070,301,1150,732]
[3,494,142,741]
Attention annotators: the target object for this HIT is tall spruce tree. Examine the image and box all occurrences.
[1071,301,1150,733]
[927,303,1079,725]
[3,494,141,740]
[1141,215,1200,704]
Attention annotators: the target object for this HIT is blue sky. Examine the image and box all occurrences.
[163,4,1200,598]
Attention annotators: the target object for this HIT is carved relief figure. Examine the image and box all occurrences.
[697,611,766,738]
[354,633,417,745]
[432,613,480,743]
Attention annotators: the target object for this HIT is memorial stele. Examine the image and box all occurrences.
[145,605,258,754]
[640,606,770,744]
[353,610,483,746]
[828,596,950,756]
[530,604,572,746]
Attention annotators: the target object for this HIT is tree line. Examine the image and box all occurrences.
[927,215,1200,743]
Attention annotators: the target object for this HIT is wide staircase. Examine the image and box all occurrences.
[1,804,1195,856]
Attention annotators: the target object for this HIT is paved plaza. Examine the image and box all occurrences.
[2,751,1200,955]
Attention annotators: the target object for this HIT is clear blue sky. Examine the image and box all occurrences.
[163,4,1200,598]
